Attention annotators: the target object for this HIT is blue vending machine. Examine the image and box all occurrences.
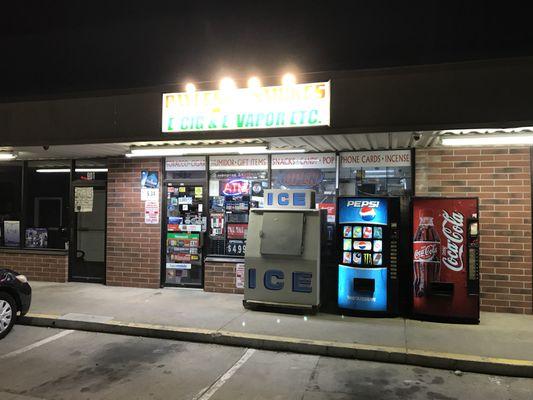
[337,197,401,316]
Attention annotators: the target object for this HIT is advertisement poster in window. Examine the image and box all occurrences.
[25,228,48,248]
[227,240,246,256]
[4,221,20,247]
[227,224,247,239]
[141,171,160,201]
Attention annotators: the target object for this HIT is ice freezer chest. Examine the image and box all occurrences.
[243,208,326,312]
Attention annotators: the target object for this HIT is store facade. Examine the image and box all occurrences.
[0,57,532,314]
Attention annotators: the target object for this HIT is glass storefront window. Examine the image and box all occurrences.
[26,161,71,249]
[207,155,269,257]
[0,162,23,247]
[271,153,337,222]
[339,150,413,197]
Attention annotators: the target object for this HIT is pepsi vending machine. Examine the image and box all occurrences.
[337,197,400,315]
[412,197,480,323]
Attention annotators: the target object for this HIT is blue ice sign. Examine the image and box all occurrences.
[264,189,315,209]
[338,197,388,225]
[248,268,313,293]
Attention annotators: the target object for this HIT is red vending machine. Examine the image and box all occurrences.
[412,197,480,323]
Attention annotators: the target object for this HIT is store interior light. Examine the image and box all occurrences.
[442,135,533,146]
[125,146,307,157]
[281,73,297,86]
[220,77,237,91]
[36,169,70,173]
[36,168,108,173]
[185,83,196,93]
[76,168,109,173]
[0,152,17,160]
[247,76,261,89]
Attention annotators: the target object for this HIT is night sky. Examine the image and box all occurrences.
[1,2,532,98]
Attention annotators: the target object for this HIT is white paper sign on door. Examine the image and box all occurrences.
[75,187,94,212]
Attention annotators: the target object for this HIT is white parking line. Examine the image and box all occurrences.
[0,329,74,359]
[193,348,256,400]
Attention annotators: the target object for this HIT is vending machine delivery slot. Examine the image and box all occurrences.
[429,282,454,297]
[353,278,375,295]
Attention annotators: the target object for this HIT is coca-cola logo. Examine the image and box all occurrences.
[441,210,465,272]
[414,243,439,261]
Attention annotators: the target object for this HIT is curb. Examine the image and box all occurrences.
[19,313,533,378]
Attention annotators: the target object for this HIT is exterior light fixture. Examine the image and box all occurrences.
[185,83,196,93]
[36,168,108,173]
[0,152,17,160]
[442,135,533,146]
[126,145,268,157]
[281,73,297,86]
[220,77,237,91]
[125,146,307,157]
[247,77,261,89]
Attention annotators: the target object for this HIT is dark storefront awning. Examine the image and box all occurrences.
[2,57,533,148]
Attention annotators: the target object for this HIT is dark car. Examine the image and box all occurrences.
[0,268,31,339]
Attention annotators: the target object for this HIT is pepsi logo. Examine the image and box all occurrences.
[354,241,372,250]
[359,206,376,221]
[346,200,380,208]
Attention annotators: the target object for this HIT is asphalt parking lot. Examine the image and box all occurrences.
[0,325,532,400]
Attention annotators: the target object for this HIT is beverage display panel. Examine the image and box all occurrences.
[337,197,390,312]
[412,198,479,322]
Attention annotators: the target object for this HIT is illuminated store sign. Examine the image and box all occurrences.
[209,154,269,171]
[165,156,206,171]
[271,153,336,169]
[340,150,411,168]
[162,82,330,132]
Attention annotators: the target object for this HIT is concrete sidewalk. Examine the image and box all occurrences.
[19,281,533,377]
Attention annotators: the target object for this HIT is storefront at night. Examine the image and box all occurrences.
[0,57,531,315]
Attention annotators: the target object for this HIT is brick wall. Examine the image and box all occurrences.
[204,261,244,294]
[106,158,161,288]
[0,250,68,282]
[415,147,532,314]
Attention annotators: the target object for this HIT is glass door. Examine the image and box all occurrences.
[70,183,106,283]
[163,182,207,287]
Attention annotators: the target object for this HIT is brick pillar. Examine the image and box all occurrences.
[106,157,161,288]
[415,147,532,314]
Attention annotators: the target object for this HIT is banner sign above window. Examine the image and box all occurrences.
[271,153,336,170]
[165,156,207,171]
[209,154,269,171]
[340,150,411,168]
[162,82,330,132]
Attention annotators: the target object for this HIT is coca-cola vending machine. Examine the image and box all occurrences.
[337,197,401,315]
[412,197,480,323]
